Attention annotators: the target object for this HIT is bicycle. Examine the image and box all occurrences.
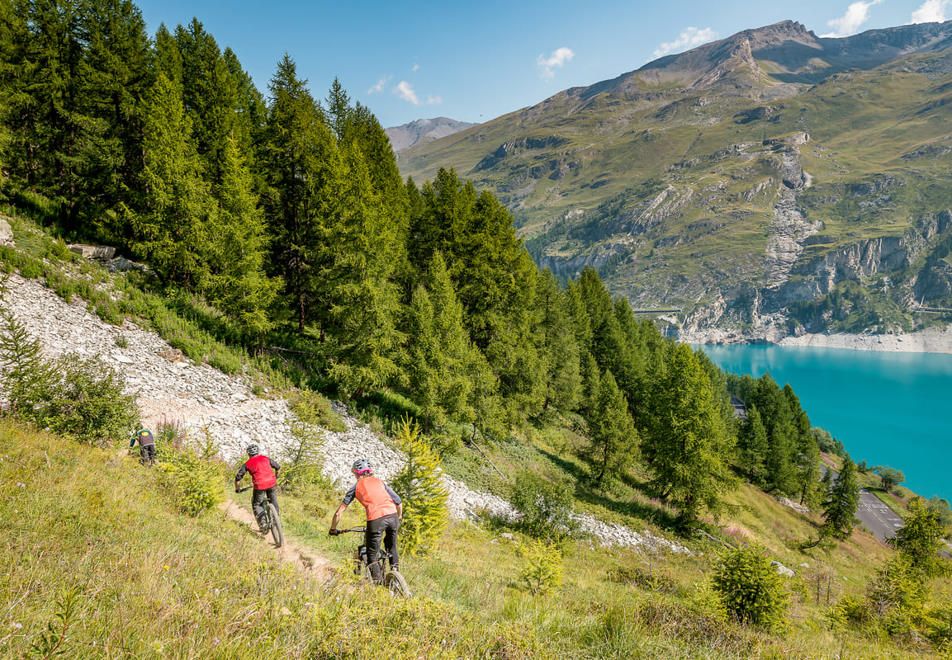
[236,486,283,548]
[331,527,411,597]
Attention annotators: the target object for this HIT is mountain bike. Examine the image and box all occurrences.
[236,487,283,548]
[331,527,411,597]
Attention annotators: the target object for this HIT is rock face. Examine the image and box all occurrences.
[2,272,687,553]
[0,217,13,246]
[68,244,116,260]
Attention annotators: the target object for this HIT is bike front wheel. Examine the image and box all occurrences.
[383,570,411,598]
[267,503,283,548]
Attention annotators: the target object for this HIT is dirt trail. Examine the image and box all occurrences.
[220,499,335,580]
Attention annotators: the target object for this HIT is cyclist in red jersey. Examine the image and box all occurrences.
[235,444,280,532]
[329,458,402,582]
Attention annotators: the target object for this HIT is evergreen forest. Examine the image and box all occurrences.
[0,0,851,528]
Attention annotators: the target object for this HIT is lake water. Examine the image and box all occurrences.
[696,344,952,502]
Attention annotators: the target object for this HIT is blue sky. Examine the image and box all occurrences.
[135,0,952,128]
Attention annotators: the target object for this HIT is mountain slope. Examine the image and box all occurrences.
[398,20,952,339]
[385,116,478,152]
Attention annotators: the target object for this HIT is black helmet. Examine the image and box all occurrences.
[246,443,259,457]
[352,458,372,475]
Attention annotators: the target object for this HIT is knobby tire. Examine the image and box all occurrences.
[383,570,411,598]
[267,502,283,548]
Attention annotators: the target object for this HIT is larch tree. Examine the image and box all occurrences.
[131,72,214,287]
[584,369,638,486]
[821,457,860,540]
[640,343,737,527]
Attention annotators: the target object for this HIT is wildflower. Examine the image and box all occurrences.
[12,622,22,629]
[163,565,170,570]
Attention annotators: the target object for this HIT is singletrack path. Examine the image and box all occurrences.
[220,498,334,579]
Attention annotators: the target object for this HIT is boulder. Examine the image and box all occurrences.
[0,216,13,246]
[771,560,795,577]
[68,244,116,260]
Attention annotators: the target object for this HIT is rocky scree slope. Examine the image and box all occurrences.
[397,20,952,341]
[3,272,685,553]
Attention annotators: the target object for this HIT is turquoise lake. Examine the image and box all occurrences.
[696,344,952,502]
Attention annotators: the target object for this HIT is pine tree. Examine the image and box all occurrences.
[0,287,52,414]
[821,457,860,540]
[584,370,638,486]
[131,73,215,287]
[391,419,449,556]
[739,405,769,484]
[262,54,339,332]
[888,498,947,577]
[536,269,581,415]
[323,142,403,398]
[405,253,478,430]
[324,77,351,142]
[204,134,277,337]
[641,343,737,527]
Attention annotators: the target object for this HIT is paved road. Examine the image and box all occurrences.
[855,488,904,542]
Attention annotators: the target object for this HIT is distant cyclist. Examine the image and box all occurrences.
[130,427,156,465]
[329,459,402,582]
[235,444,280,532]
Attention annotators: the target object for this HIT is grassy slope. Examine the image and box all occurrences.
[0,421,545,659]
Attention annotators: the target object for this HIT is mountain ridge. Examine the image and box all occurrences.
[397,19,952,341]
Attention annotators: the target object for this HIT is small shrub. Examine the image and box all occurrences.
[508,470,577,541]
[829,594,870,627]
[711,545,790,629]
[157,432,225,516]
[517,537,563,594]
[280,396,330,494]
[290,389,346,432]
[37,354,140,445]
[391,418,449,556]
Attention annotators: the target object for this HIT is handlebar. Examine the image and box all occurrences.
[235,486,252,493]
[330,528,366,536]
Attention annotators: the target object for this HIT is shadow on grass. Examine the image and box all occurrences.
[536,447,682,533]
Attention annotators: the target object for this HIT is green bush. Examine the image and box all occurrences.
[280,394,331,494]
[517,537,563,594]
[711,545,790,629]
[37,354,139,445]
[156,432,225,516]
[508,470,577,541]
[391,418,449,556]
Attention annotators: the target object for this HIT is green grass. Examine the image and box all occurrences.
[0,420,546,659]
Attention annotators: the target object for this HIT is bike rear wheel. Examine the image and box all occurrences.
[383,570,411,598]
[267,503,283,548]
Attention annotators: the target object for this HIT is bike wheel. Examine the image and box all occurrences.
[383,570,411,598]
[267,503,283,548]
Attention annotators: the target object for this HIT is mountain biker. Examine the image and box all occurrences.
[129,427,156,465]
[329,459,403,582]
[235,444,280,532]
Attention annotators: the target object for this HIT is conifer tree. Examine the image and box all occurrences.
[262,54,339,332]
[739,405,769,484]
[584,370,637,486]
[0,287,52,413]
[324,77,351,142]
[405,253,478,430]
[821,457,859,540]
[391,419,449,556]
[536,269,581,415]
[641,343,736,527]
[131,73,215,286]
[323,142,402,398]
[888,498,948,577]
[205,135,277,336]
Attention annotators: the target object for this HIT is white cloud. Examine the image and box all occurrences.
[367,76,390,94]
[395,80,420,105]
[536,47,575,79]
[426,95,442,105]
[822,0,883,37]
[652,27,717,59]
[911,0,952,22]
[411,63,420,72]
